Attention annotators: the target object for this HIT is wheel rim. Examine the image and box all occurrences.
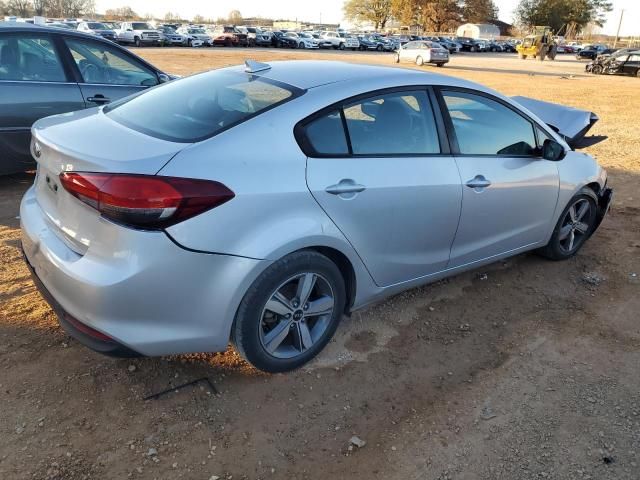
[558,199,592,253]
[259,273,335,359]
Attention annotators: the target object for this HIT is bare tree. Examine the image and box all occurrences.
[32,0,48,15]
[6,0,32,16]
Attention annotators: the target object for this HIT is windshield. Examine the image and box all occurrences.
[132,23,151,30]
[87,22,107,30]
[299,32,312,38]
[189,29,205,34]
[106,70,300,143]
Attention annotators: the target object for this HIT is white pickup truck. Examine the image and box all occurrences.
[319,31,359,50]
[115,21,162,47]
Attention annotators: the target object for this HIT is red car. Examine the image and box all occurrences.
[211,25,248,47]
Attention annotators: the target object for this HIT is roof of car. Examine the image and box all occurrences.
[0,20,98,40]
[229,60,477,90]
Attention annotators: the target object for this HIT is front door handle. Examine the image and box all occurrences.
[325,179,366,197]
[86,94,111,105]
[465,175,492,191]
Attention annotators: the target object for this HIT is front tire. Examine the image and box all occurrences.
[394,53,400,63]
[232,251,346,373]
[134,37,141,48]
[416,55,424,66]
[338,42,345,50]
[538,188,598,260]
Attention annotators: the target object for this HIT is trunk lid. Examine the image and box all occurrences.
[31,108,190,254]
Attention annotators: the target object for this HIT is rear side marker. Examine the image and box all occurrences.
[59,172,234,230]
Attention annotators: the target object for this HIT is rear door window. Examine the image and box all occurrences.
[344,91,440,155]
[106,70,299,142]
[0,34,66,82]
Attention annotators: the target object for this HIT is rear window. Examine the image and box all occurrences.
[106,70,300,143]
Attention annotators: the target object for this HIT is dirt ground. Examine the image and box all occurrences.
[1,50,639,480]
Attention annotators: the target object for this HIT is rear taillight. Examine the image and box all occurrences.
[59,172,234,230]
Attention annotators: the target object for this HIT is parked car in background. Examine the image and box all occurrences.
[208,25,246,47]
[46,21,76,30]
[435,37,461,53]
[456,37,485,52]
[240,26,271,46]
[499,41,517,52]
[370,34,395,51]
[178,26,213,47]
[357,35,384,51]
[156,25,186,46]
[115,21,162,47]
[20,60,611,373]
[0,21,172,175]
[576,45,612,60]
[77,21,117,42]
[395,40,449,67]
[270,30,298,48]
[319,31,359,50]
[484,40,503,52]
[283,31,318,49]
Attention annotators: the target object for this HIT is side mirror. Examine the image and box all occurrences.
[542,139,565,161]
[157,73,171,83]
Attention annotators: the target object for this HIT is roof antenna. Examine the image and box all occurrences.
[245,60,271,74]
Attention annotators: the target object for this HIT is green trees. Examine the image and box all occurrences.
[515,0,613,34]
[343,0,392,29]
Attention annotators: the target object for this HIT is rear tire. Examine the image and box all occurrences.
[537,188,598,260]
[436,63,444,67]
[232,251,346,373]
[394,53,400,63]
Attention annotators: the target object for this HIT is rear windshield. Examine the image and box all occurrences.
[105,70,300,143]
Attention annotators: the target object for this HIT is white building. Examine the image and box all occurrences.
[456,23,500,39]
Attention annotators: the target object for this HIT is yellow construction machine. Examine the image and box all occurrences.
[516,26,557,61]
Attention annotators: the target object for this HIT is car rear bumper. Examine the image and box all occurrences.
[20,185,269,357]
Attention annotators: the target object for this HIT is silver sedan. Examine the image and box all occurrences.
[21,60,612,372]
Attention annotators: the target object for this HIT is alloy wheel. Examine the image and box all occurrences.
[259,273,335,359]
[558,199,592,253]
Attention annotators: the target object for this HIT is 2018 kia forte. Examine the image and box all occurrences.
[21,60,612,372]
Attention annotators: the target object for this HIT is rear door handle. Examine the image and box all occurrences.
[86,95,111,104]
[325,179,366,196]
[465,175,491,190]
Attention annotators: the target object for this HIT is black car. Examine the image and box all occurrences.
[456,36,484,52]
[0,22,172,175]
[271,31,298,48]
[587,50,640,77]
[576,46,613,60]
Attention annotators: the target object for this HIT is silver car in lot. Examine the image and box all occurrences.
[395,40,450,67]
[21,60,612,372]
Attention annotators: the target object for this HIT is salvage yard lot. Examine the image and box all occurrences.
[1,50,639,480]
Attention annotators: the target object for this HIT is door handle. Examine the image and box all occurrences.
[86,95,111,104]
[465,175,491,190]
[325,179,366,197]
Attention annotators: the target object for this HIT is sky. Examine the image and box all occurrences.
[94,0,639,36]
